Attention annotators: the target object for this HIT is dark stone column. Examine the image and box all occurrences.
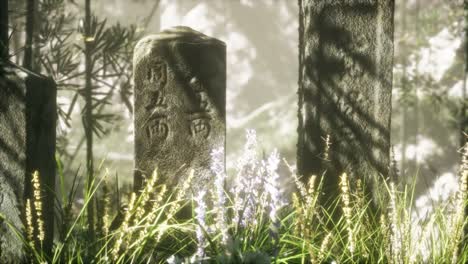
[25,73,56,257]
[297,0,394,205]
[133,26,226,191]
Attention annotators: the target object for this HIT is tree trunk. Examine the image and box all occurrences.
[463,0,468,246]
[0,0,8,60]
[412,0,421,175]
[84,0,95,241]
[401,86,408,176]
[462,0,468,148]
[399,0,408,179]
[23,0,35,70]
[297,0,305,183]
[297,0,395,209]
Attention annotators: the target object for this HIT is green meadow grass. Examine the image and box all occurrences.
[3,134,468,264]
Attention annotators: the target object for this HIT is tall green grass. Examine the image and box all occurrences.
[3,132,467,263]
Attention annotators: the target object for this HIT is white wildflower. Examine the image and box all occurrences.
[264,149,283,257]
[232,129,262,228]
[265,149,283,224]
[194,190,207,261]
[210,147,229,245]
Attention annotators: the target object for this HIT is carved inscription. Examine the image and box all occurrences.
[189,113,211,139]
[145,90,167,109]
[133,27,226,192]
[190,77,211,112]
[189,77,212,139]
[144,59,169,143]
[146,60,167,89]
[145,115,169,141]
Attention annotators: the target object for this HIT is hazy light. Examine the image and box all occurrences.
[414,27,461,82]
[394,136,442,164]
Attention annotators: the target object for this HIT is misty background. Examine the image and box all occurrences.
[9,0,465,210]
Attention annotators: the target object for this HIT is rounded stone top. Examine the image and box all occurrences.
[134,26,225,65]
[148,26,224,44]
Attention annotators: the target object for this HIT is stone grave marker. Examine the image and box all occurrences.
[133,26,226,191]
[297,0,394,204]
[0,66,56,261]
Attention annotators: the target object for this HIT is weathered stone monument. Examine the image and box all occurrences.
[0,68,27,262]
[133,26,226,191]
[297,0,394,203]
[0,66,56,261]
[24,72,57,256]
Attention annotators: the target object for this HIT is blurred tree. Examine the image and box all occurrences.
[23,0,37,71]
[398,0,409,178]
[463,0,468,148]
[35,2,138,161]
[391,0,464,194]
[75,0,141,239]
[0,0,7,60]
[83,0,95,240]
[463,0,468,247]
[395,0,422,178]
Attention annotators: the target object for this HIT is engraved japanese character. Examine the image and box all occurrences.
[145,90,167,110]
[146,60,167,89]
[189,113,211,139]
[145,115,169,141]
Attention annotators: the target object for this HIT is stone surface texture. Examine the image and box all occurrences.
[133,26,226,191]
[0,66,56,261]
[297,0,394,203]
[25,71,56,256]
[0,67,27,262]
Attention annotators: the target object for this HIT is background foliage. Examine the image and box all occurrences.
[6,0,466,245]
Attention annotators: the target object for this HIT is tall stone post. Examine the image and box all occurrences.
[0,68,27,262]
[133,26,226,191]
[25,73,56,257]
[297,0,394,205]
[0,67,56,260]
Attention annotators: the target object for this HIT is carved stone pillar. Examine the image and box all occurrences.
[297,0,395,204]
[133,26,226,191]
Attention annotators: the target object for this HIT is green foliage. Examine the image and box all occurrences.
[7,149,467,264]
[15,0,140,164]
